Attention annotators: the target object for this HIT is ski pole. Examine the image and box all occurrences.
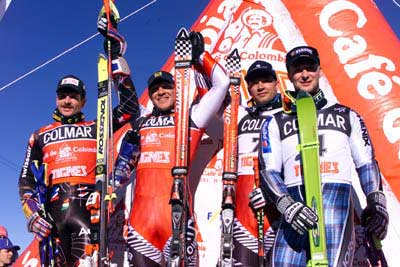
[253,157,265,267]
[365,231,388,267]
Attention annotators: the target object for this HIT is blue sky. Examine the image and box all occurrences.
[0,0,398,251]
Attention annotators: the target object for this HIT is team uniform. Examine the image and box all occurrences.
[233,97,282,265]
[258,91,383,266]
[119,52,229,266]
[18,76,138,266]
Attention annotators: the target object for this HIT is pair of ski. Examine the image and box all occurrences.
[168,28,245,266]
[88,1,119,267]
[168,29,245,266]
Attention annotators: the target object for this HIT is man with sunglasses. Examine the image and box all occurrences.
[18,15,139,266]
[113,32,229,266]
[250,46,388,266]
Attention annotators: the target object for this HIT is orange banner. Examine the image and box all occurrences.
[281,0,400,199]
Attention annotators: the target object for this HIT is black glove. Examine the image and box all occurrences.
[361,191,389,240]
[97,11,126,59]
[277,195,318,235]
[189,31,204,65]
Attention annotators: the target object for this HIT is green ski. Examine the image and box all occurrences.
[296,91,328,267]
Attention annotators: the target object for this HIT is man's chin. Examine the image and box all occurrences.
[158,107,173,112]
[60,111,75,117]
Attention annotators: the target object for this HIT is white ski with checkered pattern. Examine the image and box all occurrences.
[219,48,241,267]
[168,27,193,267]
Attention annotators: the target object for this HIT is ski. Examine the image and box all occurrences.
[86,2,121,266]
[253,157,265,267]
[169,27,193,267]
[296,91,328,267]
[218,48,241,267]
[88,53,111,267]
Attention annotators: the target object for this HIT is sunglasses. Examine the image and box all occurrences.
[289,63,319,74]
[57,92,81,100]
[149,82,174,94]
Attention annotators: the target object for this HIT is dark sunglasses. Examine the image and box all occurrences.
[149,82,174,94]
[57,92,81,100]
[290,63,319,73]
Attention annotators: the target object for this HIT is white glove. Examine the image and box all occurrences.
[27,211,53,242]
[248,187,266,210]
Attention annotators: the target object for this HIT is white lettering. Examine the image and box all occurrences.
[320,0,366,37]
[78,227,91,236]
[140,151,171,163]
[73,146,97,153]
[159,132,175,139]
[357,71,392,99]
[21,147,31,178]
[334,35,366,64]
[383,108,400,151]
[283,120,296,136]
[345,54,395,79]
[43,126,93,144]
[51,166,88,179]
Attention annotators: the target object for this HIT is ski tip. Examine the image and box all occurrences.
[228,48,240,59]
[176,27,189,39]
[226,48,241,72]
[98,53,107,62]
[98,1,120,22]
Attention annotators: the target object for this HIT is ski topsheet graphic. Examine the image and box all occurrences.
[86,53,112,267]
[296,91,328,267]
[169,27,193,267]
[218,48,241,267]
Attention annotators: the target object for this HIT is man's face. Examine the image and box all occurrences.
[288,59,320,94]
[0,248,14,265]
[149,82,175,112]
[248,75,278,105]
[56,90,85,117]
[246,14,265,30]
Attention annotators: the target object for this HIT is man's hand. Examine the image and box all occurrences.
[277,195,318,235]
[97,11,126,60]
[248,187,266,211]
[189,31,204,65]
[362,191,389,240]
[27,211,52,242]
